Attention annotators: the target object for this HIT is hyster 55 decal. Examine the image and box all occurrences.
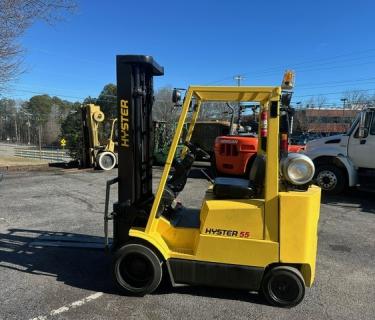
[205,228,250,238]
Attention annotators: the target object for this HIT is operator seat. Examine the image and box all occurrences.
[213,155,266,199]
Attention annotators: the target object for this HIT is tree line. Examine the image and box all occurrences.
[2,86,373,145]
[0,95,80,146]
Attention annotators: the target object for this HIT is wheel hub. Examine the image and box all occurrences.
[270,275,299,302]
[119,253,154,288]
[102,155,114,168]
[317,170,337,190]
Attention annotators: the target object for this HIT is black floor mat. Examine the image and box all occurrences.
[170,207,200,228]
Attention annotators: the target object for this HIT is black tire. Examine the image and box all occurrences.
[314,164,346,194]
[244,154,256,177]
[112,243,163,296]
[210,153,218,177]
[261,266,305,308]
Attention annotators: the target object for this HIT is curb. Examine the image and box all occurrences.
[0,164,51,172]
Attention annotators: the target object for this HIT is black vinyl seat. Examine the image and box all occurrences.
[213,155,266,199]
[213,177,255,199]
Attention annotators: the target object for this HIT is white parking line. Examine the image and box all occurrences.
[29,292,103,320]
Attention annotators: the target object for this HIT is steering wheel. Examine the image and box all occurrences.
[184,141,210,160]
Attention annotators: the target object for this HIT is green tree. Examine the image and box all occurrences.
[25,95,52,124]
[97,83,117,120]
[23,94,78,146]
[60,104,82,160]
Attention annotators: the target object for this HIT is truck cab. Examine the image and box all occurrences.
[305,107,375,193]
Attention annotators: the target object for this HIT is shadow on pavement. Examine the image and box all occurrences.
[321,188,375,214]
[0,228,116,294]
[0,228,269,305]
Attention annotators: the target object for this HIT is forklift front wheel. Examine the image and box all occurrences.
[261,266,305,308]
[113,243,163,296]
[97,152,116,171]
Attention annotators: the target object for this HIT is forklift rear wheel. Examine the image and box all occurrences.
[261,266,305,308]
[113,243,163,296]
[97,151,116,171]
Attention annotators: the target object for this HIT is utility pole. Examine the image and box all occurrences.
[14,115,18,143]
[341,98,347,117]
[27,119,31,145]
[234,74,246,87]
[340,98,348,132]
[234,75,246,130]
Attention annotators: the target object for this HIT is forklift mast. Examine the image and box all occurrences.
[81,104,105,167]
[113,55,164,247]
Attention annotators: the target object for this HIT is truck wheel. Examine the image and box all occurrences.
[97,151,116,171]
[315,164,346,194]
[261,266,305,308]
[112,243,163,296]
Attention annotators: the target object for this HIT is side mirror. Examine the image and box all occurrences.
[358,111,367,138]
[172,88,181,104]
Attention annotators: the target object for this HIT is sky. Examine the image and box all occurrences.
[6,0,375,107]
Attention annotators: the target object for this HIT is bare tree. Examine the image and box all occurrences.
[43,104,60,145]
[153,87,179,122]
[198,102,229,121]
[341,90,373,110]
[305,95,328,109]
[152,87,180,145]
[0,0,76,91]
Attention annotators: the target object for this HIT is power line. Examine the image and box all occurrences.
[297,76,375,88]
[206,47,375,85]
[294,88,375,98]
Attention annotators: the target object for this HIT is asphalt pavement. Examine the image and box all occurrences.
[0,168,374,320]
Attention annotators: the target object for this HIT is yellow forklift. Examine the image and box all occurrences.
[81,104,117,170]
[104,55,321,307]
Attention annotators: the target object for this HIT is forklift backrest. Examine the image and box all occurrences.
[249,155,266,191]
[213,155,266,199]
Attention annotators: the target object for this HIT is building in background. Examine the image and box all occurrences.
[294,108,358,135]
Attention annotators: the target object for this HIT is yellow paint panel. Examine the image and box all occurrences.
[193,235,279,267]
[129,228,171,260]
[264,97,280,242]
[200,199,264,240]
[156,217,199,254]
[279,185,321,286]
[190,86,280,102]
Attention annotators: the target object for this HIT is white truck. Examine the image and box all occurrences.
[305,107,375,194]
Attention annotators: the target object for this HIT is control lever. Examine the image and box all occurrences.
[104,177,118,251]
[200,168,214,184]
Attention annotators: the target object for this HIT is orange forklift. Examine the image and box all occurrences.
[214,72,305,176]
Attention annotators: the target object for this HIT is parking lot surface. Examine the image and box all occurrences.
[0,168,374,320]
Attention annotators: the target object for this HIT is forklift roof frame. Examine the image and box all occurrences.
[146,85,282,242]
